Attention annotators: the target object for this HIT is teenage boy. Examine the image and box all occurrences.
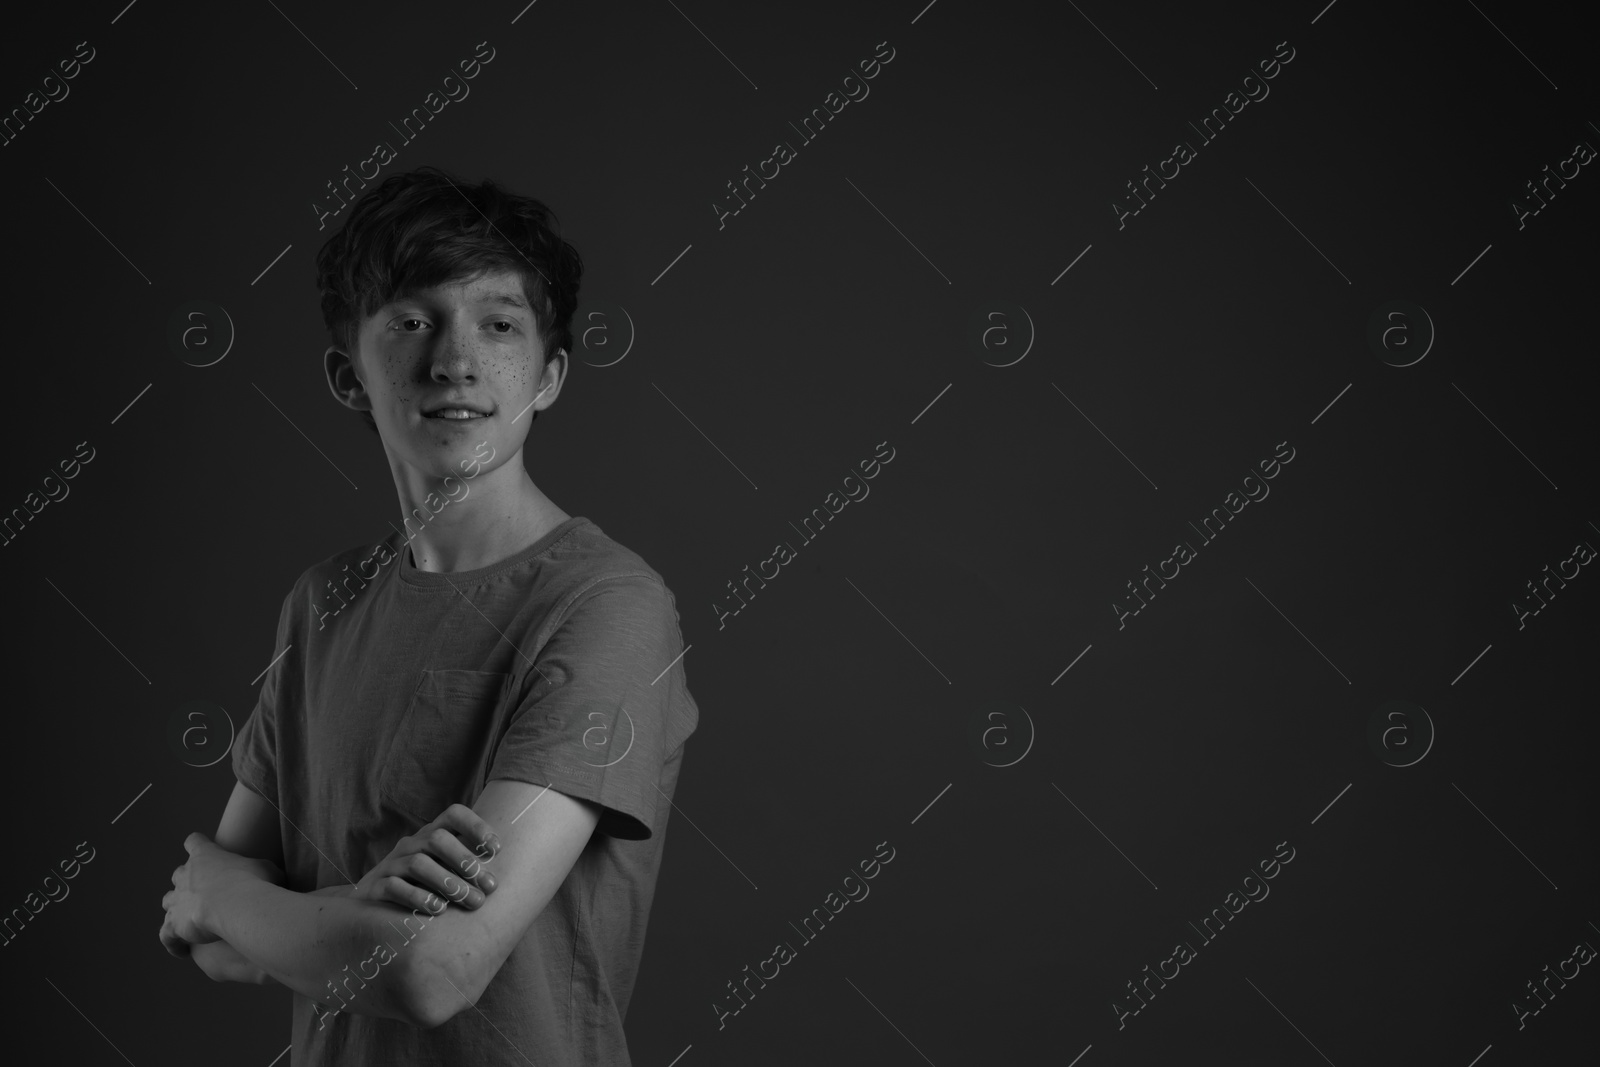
[158,166,700,1066]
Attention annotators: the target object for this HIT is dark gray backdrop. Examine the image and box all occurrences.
[2,1,1596,1064]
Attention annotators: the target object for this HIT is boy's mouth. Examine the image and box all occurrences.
[421,397,493,420]
[423,409,490,420]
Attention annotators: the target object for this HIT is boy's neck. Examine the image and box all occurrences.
[394,455,571,574]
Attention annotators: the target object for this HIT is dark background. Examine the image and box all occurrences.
[2,1,1596,1063]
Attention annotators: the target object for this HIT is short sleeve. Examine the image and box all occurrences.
[232,585,296,806]
[487,573,689,840]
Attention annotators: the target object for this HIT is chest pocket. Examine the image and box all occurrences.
[378,670,511,827]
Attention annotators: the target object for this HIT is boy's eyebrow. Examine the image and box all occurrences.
[479,289,532,311]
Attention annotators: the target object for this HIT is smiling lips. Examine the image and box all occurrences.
[421,396,493,420]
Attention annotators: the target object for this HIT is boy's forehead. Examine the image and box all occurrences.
[380,270,532,312]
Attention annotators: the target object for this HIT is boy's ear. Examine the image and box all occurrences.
[537,346,568,404]
[324,344,373,416]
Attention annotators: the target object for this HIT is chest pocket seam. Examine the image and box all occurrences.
[377,669,511,826]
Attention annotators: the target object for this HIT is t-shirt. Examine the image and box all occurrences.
[231,516,699,1066]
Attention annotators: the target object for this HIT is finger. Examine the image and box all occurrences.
[364,856,485,911]
[400,852,486,909]
[436,803,502,863]
[421,825,498,893]
[159,919,192,959]
[378,875,456,916]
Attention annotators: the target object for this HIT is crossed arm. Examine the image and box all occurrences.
[165,779,601,1029]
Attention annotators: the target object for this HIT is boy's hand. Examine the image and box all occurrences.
[160,833,286,958]
[353,803,502,914]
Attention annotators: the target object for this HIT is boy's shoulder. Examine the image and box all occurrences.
[286,516,670,606]
[521,517,673,601]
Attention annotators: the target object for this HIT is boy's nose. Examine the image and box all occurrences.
[430,346,479,382]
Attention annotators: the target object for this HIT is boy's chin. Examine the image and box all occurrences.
[388,431,495,475]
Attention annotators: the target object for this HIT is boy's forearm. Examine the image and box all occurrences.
[208,877,423,1024]
[189,887,351,986]
[191,939,277,985]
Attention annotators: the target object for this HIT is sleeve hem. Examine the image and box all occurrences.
[233,758,279,809]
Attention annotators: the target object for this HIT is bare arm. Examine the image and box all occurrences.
[404,785,599,1029]
[191,885,353,985]
[181,780,409,1017]
[200,875,425,1025]
[172,784,502,1025]
[190,782,294,986]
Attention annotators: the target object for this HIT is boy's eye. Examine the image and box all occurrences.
[491,321,517,333]
[394,317,429,332]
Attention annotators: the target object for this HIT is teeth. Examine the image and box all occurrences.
[430,409,484,419]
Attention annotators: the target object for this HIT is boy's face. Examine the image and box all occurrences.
[328,268,564,481]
